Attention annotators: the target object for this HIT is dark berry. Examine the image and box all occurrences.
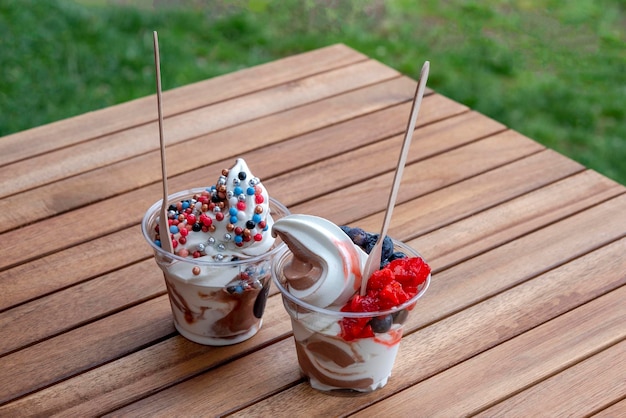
[168,204,177,212]
[246,220,256,229]
[192,222,202,232]
[381,236,394,263]
[392,309,409,325]
[238,171,247,180]
[369,314,393,333]
[389,251,407,262]
[340,226,369,247]
[253,280,271,318]
[364,233,378,254]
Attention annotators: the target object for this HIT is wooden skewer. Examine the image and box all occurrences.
[153,31,174,254]
[360,61,430,295]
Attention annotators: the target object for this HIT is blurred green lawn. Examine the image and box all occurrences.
[1,0,624,184]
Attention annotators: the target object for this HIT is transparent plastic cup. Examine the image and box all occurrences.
[272,239,430,392]
[142,189,290,346]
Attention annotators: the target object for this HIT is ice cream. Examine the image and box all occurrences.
[269,215,368,307]
[141,158,289,345]
[271,214,430,391]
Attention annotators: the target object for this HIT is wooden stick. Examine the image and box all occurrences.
[360,61,430,295]
[153,31,174,253]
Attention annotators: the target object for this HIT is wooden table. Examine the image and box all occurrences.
[1,44,624,417]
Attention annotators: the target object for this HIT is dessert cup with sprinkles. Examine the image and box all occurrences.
[142,191,289,345]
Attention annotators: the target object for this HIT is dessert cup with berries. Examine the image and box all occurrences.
[271,216,430,392]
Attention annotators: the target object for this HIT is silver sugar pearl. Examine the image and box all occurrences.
[208,237,216,245]
[215,254,224,261]
[227,190,234,199]
[232,178,240,186]
[196,243,206,252]
[217,243,226,251]
[224,233,232,241]
[238,194,246,202]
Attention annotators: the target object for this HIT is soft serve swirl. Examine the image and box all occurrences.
[271,214,367,307]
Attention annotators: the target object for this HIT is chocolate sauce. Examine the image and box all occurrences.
[295,340,373,390]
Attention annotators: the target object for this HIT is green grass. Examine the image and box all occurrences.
[1,0,624,185]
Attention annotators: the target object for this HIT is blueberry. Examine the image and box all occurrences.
[363,232,378,254]
[381,236,394,262]
[369,314,393,333]
[392,309,409,325]
[389,251,407,262]
[340,226,369,247]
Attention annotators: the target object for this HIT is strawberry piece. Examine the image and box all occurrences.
[340,256,430,340]
[366,268,394,291]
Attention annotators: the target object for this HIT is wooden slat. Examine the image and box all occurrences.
[591,398,626,417]
[0,59,401,198]
[2,44,625,417]
[263,105,496,207]
[0,44,366,167]
[475,340,626,417]
[405,193,626,328]
[160,238,626,417]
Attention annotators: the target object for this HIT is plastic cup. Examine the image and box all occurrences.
[272,239,430,392]
[141,189,290,346]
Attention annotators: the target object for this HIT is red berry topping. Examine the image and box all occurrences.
[339,257,430,340]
